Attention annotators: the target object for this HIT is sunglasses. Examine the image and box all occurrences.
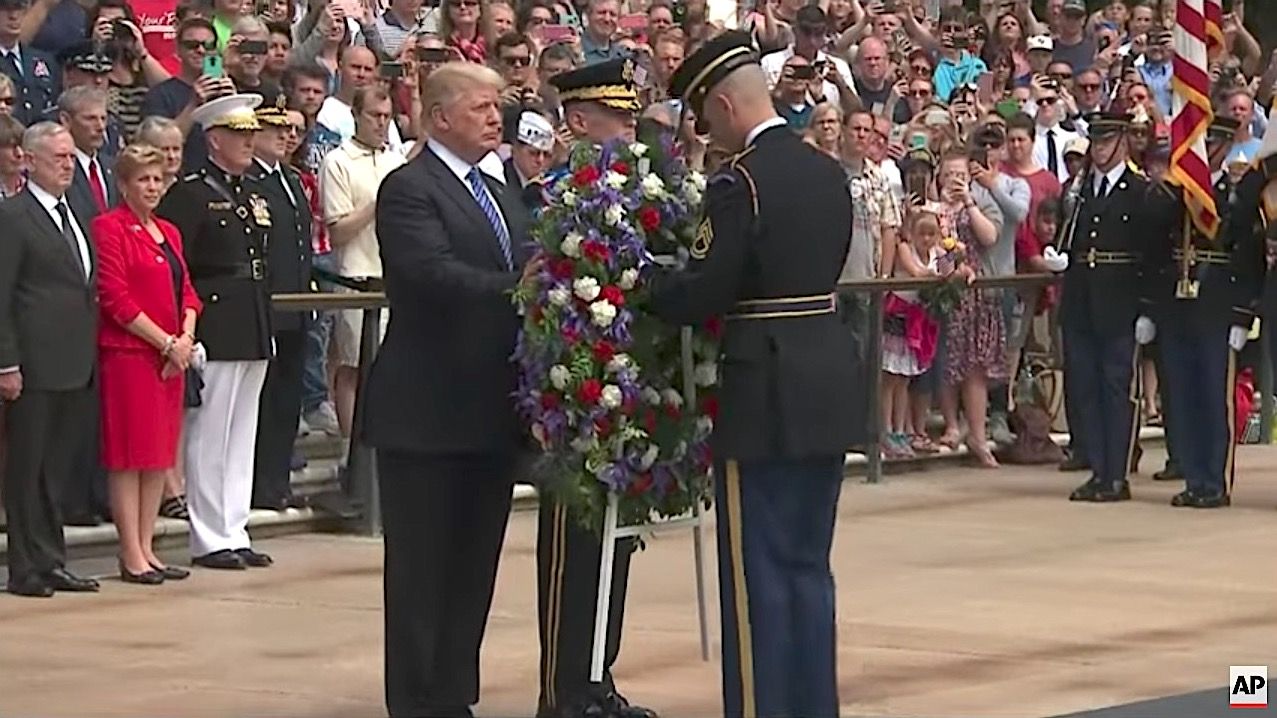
[180,39,218,51]
[0,96,12,105]
[941,24,964,33]
[909,89,931,97]
[1077,82,1101,91]
[1049,72,1073,80]
[527,15,550,25]
[501,54,532,66]
[1036,97,1057,106]
[454,0,479,7]
[910,64,930,73]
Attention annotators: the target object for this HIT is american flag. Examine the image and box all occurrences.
[1169,0,1223,238]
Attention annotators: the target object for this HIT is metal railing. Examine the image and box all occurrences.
[273,271,1276,531]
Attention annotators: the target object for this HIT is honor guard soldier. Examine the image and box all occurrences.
[1052,111,1155,503]
[247,92,314,511]
[1140,115,1267,508]
[156,93,277,570]
[531,58,657,718]
[652,32,858,718]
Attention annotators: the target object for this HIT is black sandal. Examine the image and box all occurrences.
[159,495,190,521]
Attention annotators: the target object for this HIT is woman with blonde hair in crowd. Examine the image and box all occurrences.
[93,143,202,583]
[136,116,184,191]
[0,115,25,199]
[0,74,15,119]
[441,0,492,62]
[804,102,843,159]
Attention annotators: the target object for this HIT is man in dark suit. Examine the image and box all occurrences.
[247,92,313,511]
[57,83,116,526]
[0,121,101,597]
[0,0,60,127]
[365,62,530,718]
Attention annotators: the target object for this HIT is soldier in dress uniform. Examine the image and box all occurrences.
[156,93,276,570]
[247,91,314,511]
[1052,111,1156,503]
[653,31,858,718]
[1139,115,1267,508]
[529,58,657,718]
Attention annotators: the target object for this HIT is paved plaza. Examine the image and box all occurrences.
[1,446,1276,718]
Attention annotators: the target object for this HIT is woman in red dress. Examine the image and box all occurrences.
[93,144,202,584]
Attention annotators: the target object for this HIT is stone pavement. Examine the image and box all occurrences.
[1,446,1275,718]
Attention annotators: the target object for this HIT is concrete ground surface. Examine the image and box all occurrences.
[1,445,1275,718]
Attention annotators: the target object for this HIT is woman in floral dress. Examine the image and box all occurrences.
[936,152,1006,468]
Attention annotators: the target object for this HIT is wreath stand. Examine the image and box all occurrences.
[589,327,712,681]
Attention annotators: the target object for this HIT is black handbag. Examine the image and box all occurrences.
[184,367,204,409]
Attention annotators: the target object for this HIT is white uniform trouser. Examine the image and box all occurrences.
[185,359,269,557]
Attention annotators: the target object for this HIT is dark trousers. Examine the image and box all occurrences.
[716,456,843,718]
[61,382,105,520]
[378,449,515,718]
[536,495,635,714]
[253,330,305,506]
[4,386,93,583]
[1159,320,1235,497]
[1150,345,1179,468]
[1062,323,1138,487]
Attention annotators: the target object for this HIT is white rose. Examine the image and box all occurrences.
[638,443,659,470]
[640,173,666,199]
[661,388,684,408]
[606,353,631,373]
[547,287,570,306]
[696,415,714,437]
[549,365,570,390]
[605,171,627,189]
[570,436,597,452]
[604,204,625,226]
[560,232,583,257]
[683,185,702,207]
[589,300,617,327]
[629,142,648,157]
[531,422,548,448]
[618,267,640,290]
[642,387,662,405]
[573,276,600,302]
[600,384,623,409]
[688,171,707,192]
[693,362,718,387]
[562,190,578,207]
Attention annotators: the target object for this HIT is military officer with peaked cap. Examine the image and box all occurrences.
[1051,111,1157,503]
[246,91,314,512]
[530,57,658,718]
[648,31,858,718]
[156,93,276,570]
[1141,115,1267,508]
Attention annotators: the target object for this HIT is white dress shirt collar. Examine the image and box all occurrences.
[745,117,789,147]
[1092,161,1127,197]
[427,137,503,184]
[28,178,66,211]
[73,145,99,177]
[28,179,92,279]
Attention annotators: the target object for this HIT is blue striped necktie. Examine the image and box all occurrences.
[466,167,513,270]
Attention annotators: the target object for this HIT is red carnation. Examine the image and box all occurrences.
[703,316,723,339]
[599,285,626,307]
[541,392,560,410]
[561,326,580,345]
[595,416,612,437]
[700,395,719,421]
[664,403,682,419]
[611,161,630,175]
[551,258,576,279]
[627,473,654,496]
[577,378,603,405]
[573,164,601,187]
[637,206,661,233]
[582,240,611,263]
[592,340,616,363]
[642,409,658,432]
[620,397,636,415]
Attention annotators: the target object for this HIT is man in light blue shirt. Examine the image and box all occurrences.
[932,7,987,103]
[579,0,628,66]
[1138,33,1172,118]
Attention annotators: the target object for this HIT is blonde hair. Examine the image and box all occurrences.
[421,61,503,117]
[115,143,167,182]
[0,73,13,99]
[440,0,492,42]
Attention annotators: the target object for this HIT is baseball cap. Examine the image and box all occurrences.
[1062,0,1087,16]
[1027,35,1054,52]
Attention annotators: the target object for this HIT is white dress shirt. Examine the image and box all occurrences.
[427,137,510,238]
[1034,122,1080,183]
[255,158,298,206]
[0,44,22,75]
[29,180,92,280]
[1091,161,1127,199]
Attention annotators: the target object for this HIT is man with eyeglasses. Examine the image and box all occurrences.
[896,76,932,124]
[1032,78,1079,182]
[142,17,234,171]
[1051,0,1095,76]
[760,6,854,111]
[503,108,553,205]
[1073,68,1105,116]
[245,91,314,513]
[225,16,276,98]
[495,31,537,98]
[1137,27,1172,118]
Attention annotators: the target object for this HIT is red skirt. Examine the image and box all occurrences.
[99,347,184,471]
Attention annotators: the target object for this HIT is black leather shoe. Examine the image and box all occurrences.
[150,563,191,580]
[1091,481,1131,502]
[120,562,165,585]
[46,567,100,592]
[603,692,659,718]
[1171,490,1197,507]
[1068,476,1104,501]
[252,494,310,512]
[1153,463,1183,481]
[235,548,274,567]
[7,576,54,598]
[63,512,102,527]
[193,549,247,570]
[1192,493,1231,509]
[1059,454,1090,472]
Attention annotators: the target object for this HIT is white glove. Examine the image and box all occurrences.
[192,342,208,372]
[1135,316,1156,345]
[1042,246,1069,272]
[1229,326,1249,352]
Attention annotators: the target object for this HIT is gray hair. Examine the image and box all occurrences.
[22,121,70,154]
[57,85,108,116]
[137,115,183,144]
[422,62,504,116]
[232,15,268,37]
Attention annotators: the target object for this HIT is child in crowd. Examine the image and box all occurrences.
[882,208,945,458]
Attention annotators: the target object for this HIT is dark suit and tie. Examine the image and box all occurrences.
[365,134,528,717]
[0,178,100,597]
[0,43,60,127]
[69,151,118,220]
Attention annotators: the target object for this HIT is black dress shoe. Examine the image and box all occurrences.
[1090,481,1131,502]
[7,576,54,598]
[1171,489,1197,507]
[235,548,274,567]
[120,562,165,585]
[1153,463,1184,481]
[1068,476,1104,501]
[193,549,247,570]
[602,692,659,718]
[63,512,102,527]
[45,567,100,592]
[1192,493,1231,509]
[150,563,191,580]
[252,494,310,512]
[1059,454,1090,472]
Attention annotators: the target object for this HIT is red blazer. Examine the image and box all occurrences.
[93,204,203,351]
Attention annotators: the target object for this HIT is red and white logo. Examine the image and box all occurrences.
[1231,666,1268,709]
